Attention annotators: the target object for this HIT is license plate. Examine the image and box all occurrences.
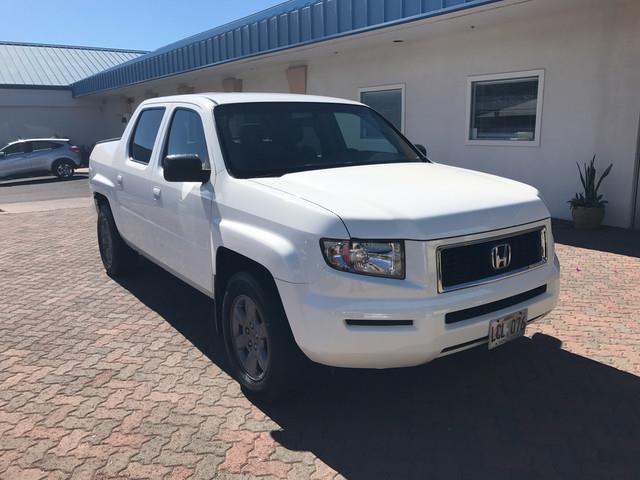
[488,310,527,350]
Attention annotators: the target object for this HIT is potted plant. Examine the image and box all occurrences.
[568,155,613,229]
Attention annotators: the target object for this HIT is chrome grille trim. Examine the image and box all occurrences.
[436,224,548,294]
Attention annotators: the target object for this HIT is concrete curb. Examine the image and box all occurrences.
[0,197,93,214]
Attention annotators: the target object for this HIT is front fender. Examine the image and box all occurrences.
[218,219,329,284]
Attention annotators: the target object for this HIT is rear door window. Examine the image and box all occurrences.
[129,108,165,164]
[31,141,59,152]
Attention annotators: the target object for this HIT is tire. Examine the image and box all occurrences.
[222,271,302,402]
[97,203,137,277]
[52,159,75,178]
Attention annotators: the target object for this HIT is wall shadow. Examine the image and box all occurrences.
[117,257,640,480]
[552,219,640,258]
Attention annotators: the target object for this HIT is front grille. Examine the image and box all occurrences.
[438,227,546,292]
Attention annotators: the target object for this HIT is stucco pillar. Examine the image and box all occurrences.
[223,78,243,92]
[176,84,195,95]
[286,65,307,94]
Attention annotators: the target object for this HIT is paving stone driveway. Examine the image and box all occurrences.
[1,207,639,480]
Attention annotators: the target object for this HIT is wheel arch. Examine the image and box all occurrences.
[214,247,283,334]
[51,157,75,167]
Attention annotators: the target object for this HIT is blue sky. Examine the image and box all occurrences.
[1,0,284,51]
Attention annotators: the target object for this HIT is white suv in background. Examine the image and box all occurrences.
[90,93,560,400]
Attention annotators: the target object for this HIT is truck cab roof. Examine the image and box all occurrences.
[139,92,362,107]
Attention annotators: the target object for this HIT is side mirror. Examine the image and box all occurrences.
[162,154,210,183]
[414,144,427,157]
[0,151,5,158]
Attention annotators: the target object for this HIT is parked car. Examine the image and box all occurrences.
[90,93,560,400]
[0,138,81,179]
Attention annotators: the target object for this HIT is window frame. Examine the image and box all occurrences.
[161,107,210,168]
[358,84,406,134]
[2,142,26,156]
[31,141,60,152]
[465,69,545,147]
[128,107,166,165]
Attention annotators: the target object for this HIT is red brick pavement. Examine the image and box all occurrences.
[1,207,639,479]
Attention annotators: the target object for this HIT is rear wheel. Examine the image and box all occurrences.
[222,272,302,402]
[52,159,75,178]
[97,203,137,276]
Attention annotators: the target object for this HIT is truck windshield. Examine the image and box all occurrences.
[214,102,424,178]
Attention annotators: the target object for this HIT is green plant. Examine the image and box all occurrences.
[568,155,613,208]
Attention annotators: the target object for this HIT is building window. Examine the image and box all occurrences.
[359,84,405,133]
[466,70,544,146]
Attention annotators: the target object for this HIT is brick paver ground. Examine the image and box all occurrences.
[1,207,639,479]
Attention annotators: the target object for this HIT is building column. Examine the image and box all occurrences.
[222,78,243,92]
[286,65,307,94]
[176,84,195,95]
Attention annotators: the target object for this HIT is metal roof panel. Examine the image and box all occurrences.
[72,0,502,97]
[0,42,146,88]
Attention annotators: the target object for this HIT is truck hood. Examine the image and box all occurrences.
[250,162,549,239]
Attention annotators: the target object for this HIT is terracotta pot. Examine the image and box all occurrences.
[571,206,605,229]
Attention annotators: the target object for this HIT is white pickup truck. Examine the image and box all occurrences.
[90,93,559,400]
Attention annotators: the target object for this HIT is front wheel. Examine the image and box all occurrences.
[52,159,75,178]
[97,203,137,277]
[222,272,302,402]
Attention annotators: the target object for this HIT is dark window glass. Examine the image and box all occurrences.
[164,109,209,164]
[360,88,403,134]
[470,77,539,141]
[130,108,165,164]
[31,141,58,152]
[214,102,421,178]
[2,143,25,155]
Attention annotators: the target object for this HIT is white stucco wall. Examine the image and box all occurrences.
[303,0,640,227]
[96,0,640,227]
[0,88,126,149]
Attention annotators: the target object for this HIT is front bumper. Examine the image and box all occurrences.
[276,230,560,369]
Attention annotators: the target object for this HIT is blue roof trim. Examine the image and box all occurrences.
[0,84,71,91]
[72,0,502,97]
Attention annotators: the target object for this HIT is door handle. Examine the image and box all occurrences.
[116,174,123,188]
[152,186,161,200]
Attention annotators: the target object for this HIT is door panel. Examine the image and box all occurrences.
[29,141,56,172]
[0,143,30,178]
[0,155,27,177]
[148,106,214,294]
[114,108,166,254]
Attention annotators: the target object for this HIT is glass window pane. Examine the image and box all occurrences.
[214,102,420,178]
[32,141,54,151]
[470,77,539,141]
[165,109,209,164]
[3,143,25,155]
[334,112,399,154]
[130,108,165,164]
[360,88,403,132]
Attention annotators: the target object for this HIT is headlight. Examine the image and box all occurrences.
[320,239,405,279]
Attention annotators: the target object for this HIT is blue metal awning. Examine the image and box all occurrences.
[72,0,501,97]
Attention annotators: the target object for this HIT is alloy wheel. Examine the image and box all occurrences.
[230,294,270,381]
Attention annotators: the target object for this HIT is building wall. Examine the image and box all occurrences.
[0,88,126,150]
[96,0,640,228]
[302,0,640,228]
